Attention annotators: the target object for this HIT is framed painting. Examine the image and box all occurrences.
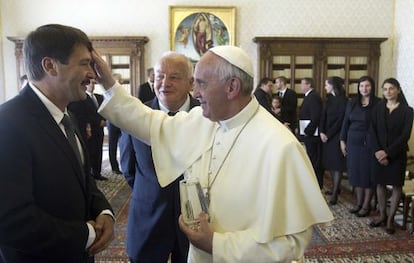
[169,6,236,62]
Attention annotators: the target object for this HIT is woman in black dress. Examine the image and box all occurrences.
[340,76,380,217]
[368,78,413,234]
[320,76,348,205]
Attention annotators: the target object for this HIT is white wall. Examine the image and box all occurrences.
[0,0,395,102]
[394,0,414,156]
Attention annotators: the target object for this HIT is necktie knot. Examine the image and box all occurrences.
[61,114,74,131]
[168,111,178,116]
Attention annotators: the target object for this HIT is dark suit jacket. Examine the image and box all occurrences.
[254,88,273,114]
[299,89,324,186]
[119,95,199,262]
[138,81,155,103]
[0,85,112,263]
[280,88,298,131]
[68,93,105,142]
[68,94,105,175]
[299,89,323,138]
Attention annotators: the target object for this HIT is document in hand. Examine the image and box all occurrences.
[299,120,318,136]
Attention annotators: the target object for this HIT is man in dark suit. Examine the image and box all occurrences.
[119,52,197,263]
[0,24,114,263]
[69,79,107,181]
[254,77,274,114]
[275,76,298,133]
[137,67,155,102]
[299,77,324,189]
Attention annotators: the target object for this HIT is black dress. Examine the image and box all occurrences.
[340,97,380,188]
[369,101,413,186]
[320,94,348,171]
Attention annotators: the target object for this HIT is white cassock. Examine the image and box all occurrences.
[99,84,334,263]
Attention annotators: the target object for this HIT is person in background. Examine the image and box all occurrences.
[368,78,413,234]
[69,79,107,181]
[19,74,28,90]
[119,51,199,263]
[299,77,324,189]
[94,45,333,262]
[254,77,274,114]
[319,76,348,205]
[106,74,123,175]
[0,24,114,263]
[275,76,298,133]
[137,67,155,102]
[340,76,380,217]
[271,94,284,122]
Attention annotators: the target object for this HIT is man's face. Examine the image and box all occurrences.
[275,78,283,90]
[54,44,95,103]
[154,57,192,110]
[262,81,273,93]
[193,52,229,121]
[300,79,311,93]
[148,70,155,83]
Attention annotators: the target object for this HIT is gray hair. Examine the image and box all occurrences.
[154,51,193,79]
[213,56,254,96]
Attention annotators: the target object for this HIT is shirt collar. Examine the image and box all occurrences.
[305,89,313,97]
[29,82,67,124]
[218,96,259,131]
[158,95,191,113]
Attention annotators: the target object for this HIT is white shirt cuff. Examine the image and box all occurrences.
[85,210,115,249]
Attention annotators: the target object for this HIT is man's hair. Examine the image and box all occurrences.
[275,76,287,85]
[155,51,193,79]
[214,56,254,96]
[146,67,154,76]
[24,24,92,81]
[302,77,313,87]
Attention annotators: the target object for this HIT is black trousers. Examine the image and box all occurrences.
[303,137,324,189]
[106,121,121,171]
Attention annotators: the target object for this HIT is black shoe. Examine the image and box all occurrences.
[356,207,370,217]
[112,170,122,175]
[328,196,338,205]
[385,227,395,235]
[94,175,108,181]
[349,205,362,214]
[369,217,387,228]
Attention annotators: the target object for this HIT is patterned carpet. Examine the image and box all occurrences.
[94,149,414,262]
[305,185,414,262]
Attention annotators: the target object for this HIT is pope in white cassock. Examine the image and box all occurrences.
[93,45,333,263]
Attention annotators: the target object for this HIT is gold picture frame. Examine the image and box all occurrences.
[169,6,236,62]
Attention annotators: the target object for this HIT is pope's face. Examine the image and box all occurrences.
[193,52,229,121]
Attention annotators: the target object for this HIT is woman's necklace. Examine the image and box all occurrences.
[205,106,259,205]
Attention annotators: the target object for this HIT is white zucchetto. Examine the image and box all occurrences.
[209,45,254,78]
